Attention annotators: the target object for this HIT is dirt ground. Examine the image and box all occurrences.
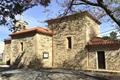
[0,67,120,80]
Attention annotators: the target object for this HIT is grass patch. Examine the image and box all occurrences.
[0,59,5,65]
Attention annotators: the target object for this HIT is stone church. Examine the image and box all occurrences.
[4,11,120,71]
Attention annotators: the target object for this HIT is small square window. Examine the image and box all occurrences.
[43,52,49,59]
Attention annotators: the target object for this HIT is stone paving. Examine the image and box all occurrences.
[0,68,120,80]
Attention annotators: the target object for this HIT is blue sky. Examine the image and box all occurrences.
[0,1,118,41]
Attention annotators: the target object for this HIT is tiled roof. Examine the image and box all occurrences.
[87,37,120,46]
[45,11,101,25]
[10,27,53,36]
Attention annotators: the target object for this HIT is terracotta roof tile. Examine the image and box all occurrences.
[87,37,120,46]
[10,27,53,36]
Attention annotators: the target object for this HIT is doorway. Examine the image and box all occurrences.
[97,51,106,69]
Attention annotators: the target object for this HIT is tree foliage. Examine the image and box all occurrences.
[0,0,120,32]
[102,31,117,39]
[56,0,120,28]
[102,36,110,39]
[0,0,50,31]
[110,31,117,39]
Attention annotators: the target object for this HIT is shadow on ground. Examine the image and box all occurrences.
[0,68,120,80]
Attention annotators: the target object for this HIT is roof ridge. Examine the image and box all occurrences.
[45,11,101,25]
[10,26,52,36]
[87,37,120,46]
[31,26,50,31]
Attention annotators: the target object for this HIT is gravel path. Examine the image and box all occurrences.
[0,68,120,80]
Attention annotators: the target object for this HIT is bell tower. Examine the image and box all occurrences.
[14,13,28,32]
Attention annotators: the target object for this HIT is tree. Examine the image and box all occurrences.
[0,0,50,31]
[56,0,120,28]
[110,31,117,39]
[1,0,120,31]
[102,36,110,39]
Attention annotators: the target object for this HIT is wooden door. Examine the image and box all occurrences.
[97,51,106,69]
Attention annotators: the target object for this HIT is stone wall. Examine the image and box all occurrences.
[11,35,36,68]
[36,33,52,68]
[3,43,11,64]
[48,13,99,69]
[85,16,100,42]
[105,49,120,70]
[87,51,97,69]
[9,32,52,69]
[87,47,120,71]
